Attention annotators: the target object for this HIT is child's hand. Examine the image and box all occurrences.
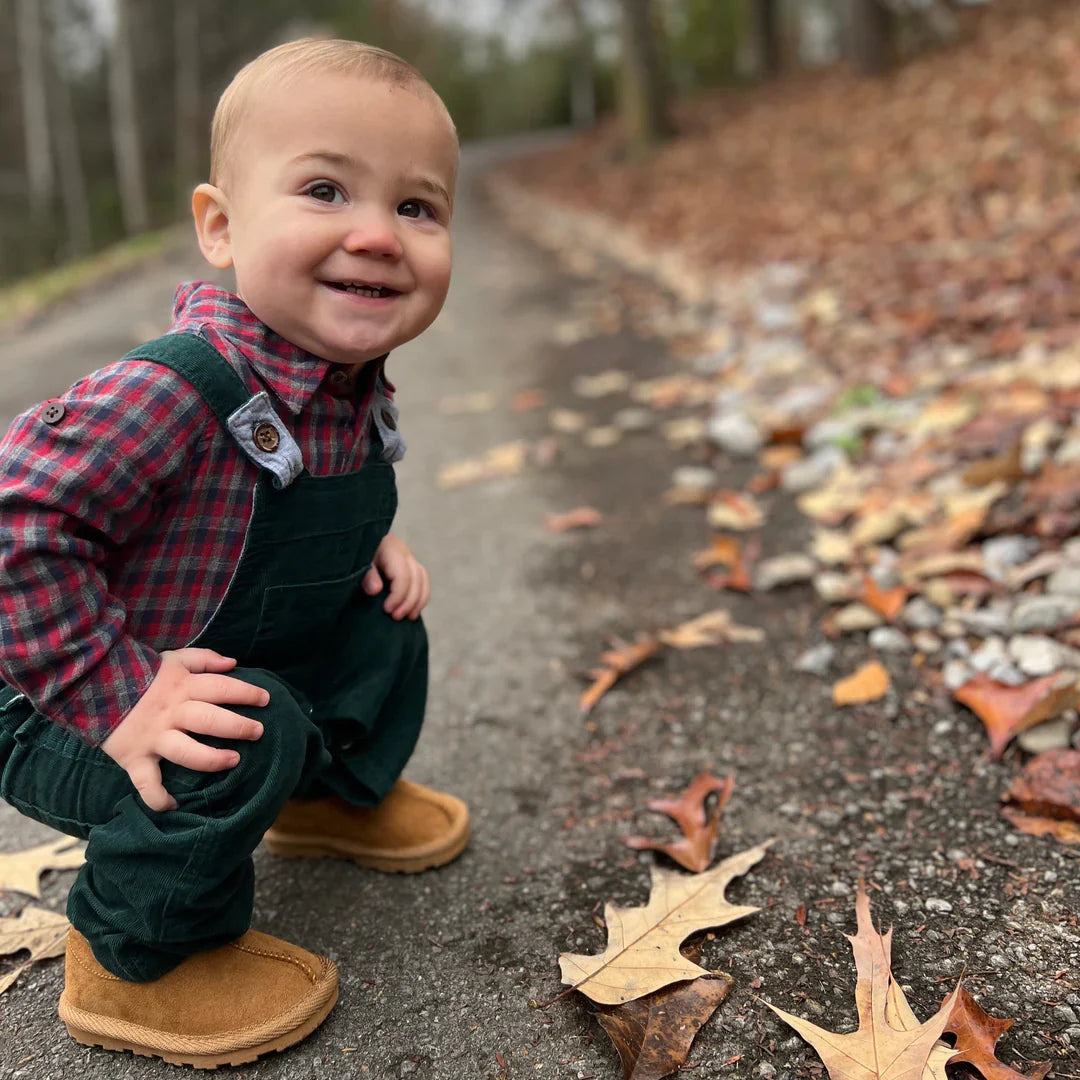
[100,648,268,812]
[361,534,430,621]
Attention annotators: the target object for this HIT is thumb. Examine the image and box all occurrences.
[362,566,383,595]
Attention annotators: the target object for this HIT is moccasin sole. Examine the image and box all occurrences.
[263,818,469,873]
[58,957,338,1069]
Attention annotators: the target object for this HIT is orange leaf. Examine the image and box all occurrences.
[953,673,1080,759]
[512,388,547,412]
[861,576,908,621]
[942,986,1050,1080]
[832,661,891,706]
[579,637,660,714]
[692,535,742,572]
[624,773,734,872]
[545,507,604,533]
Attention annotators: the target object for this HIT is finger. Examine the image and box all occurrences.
[393,567,423,621]
[362,566,383,595]
[170,648,239,674]
[159,730,242,773]
[181,703,264,741]
[187,673,271,707]
[128,758,177,813]
[383,570,410,614]
[411,565,430,620]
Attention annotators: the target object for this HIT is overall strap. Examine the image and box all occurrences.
[121,332,305,488]
[120,333,251,429]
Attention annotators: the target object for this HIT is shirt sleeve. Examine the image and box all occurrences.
[0,360,210,744]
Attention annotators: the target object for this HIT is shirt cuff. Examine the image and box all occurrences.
[48,638,161,746]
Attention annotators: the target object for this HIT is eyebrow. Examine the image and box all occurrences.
[290,150,452,208]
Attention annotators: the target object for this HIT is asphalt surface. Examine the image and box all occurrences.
[1,135,1079,1079]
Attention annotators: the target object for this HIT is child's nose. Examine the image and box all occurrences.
[341,211,404,259]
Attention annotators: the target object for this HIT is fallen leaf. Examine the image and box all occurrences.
[706,491,764,531]
[861,576,908,621]
[942,987,1049,1080]
[559,841,771,1004]
[624,774,734,872]
[832,661,891,706]
[597,971,732,1080]
[437,442,528,489]
[1000,748,1080,843]
[512,388,547,412]
[545,507,604,533]
[659,610,764,649]
[691,535,742,572]
[438,391,496,415]
[573,370,631,398]
[0,906,70,994]
[580,637,661,714]
[765,883,959,1080]
[0,837,85,898]
[953,672,1080,759]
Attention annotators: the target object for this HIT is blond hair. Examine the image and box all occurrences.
[210,39,451,186]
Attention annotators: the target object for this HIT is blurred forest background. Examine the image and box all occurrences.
[0,0,985,285]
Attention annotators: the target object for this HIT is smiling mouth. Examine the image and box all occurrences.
[324,281,401,298]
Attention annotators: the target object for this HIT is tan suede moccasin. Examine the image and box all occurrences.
[58,928,338,1069]
[263,779,469,873]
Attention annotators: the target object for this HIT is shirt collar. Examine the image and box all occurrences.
[170,282,389,415]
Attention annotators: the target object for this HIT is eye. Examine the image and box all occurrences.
[398,199,436,221]
[305,182,345,204]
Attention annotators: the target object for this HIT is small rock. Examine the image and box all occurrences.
[816,808,843,828]
[939,617,966,639]
[1009,634,1080,676]
[836,603,884,632]
[1064,537,1080,563]
[805,416,861,451]
[760,261,806,298]
[1012,594,1079,633]
[956,607,1011,637]
[755,302,800,333]
[583,426,621,448]
[987,660,1026,686]
[612,407,654,433]
[756,1064,778,1080]
[778,801,803,818]
[813,571,858,603]
[795,643,836,678]
[925,898,953,915]
[902,597,943,630]
[1055,1005,1079,1025]
[969,637,1008,673]
[983,535,1041,570]
[869,627,912,653]
[1018,716,1076,754]
[913,630,943,654]
[781,447,844,493]
[1047,567,1080,595]
[756,554,817,590]
[1066,1025,1080,1043]
[944,639,971,659]
[671,465,718,492]
[868,560,902,590]
[708,412,765,458]
[990,954,1010,969]
[829,880,851,896]
[944,660,974,692]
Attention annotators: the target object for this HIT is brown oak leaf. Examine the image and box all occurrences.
[953,672,1080,758]
[0,837,85,898]
[623,773,734,872]
[0,906,70,994]
[579,637,661,714]
[942,987,1050,1080]
[766,883,959,1079]
[1001,748,1080,844]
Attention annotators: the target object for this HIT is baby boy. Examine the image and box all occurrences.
[0,38,464,1067]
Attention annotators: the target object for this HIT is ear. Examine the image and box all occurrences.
[192,183,234,269]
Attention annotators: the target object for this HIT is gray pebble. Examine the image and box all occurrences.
[1018,717,1076,755]
[944,659,974,692]
[708,411,764,457]
[836,603,884,632]
[925,898,953,915]
[794,643,835,678]
[902,597,943,630]
[782,448,843,493]
[868,626,912,653]
[671,465,718,491]
[1048,568,1080,595]
[1012,594,1079,633]
[613,407,655,433]
[1055,1004,1079,1025]
[983,535,1041,569]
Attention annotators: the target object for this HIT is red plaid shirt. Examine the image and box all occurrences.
[0,282,399,745]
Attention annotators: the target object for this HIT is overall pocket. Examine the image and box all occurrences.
[250,564,372,669]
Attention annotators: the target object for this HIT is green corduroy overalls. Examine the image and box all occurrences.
[0,333,427,981]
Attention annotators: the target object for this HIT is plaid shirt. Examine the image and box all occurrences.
[0,282,399,745]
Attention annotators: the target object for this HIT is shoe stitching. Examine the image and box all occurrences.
[70,944,123,982]
[228,941,317,982]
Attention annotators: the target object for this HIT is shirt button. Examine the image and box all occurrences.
[330,370,349,387]
[41,402,66,424]
[252,422,280,452]
[380,408,397,431]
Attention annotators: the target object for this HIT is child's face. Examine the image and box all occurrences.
[200,73,458,366]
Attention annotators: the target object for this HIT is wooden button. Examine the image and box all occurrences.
[253,422,280,452]
[380,408,397,431]
[41,402,65,424]
[330,370,350,387]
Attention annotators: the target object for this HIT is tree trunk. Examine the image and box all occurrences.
[563,0,596,128]
[108,0,150,234]
[849,0,896,76]
[15,0,54,223]
[46,30,92,257]
[750,0,782,79]
[618,0,671,157]
[174,0,201,216]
